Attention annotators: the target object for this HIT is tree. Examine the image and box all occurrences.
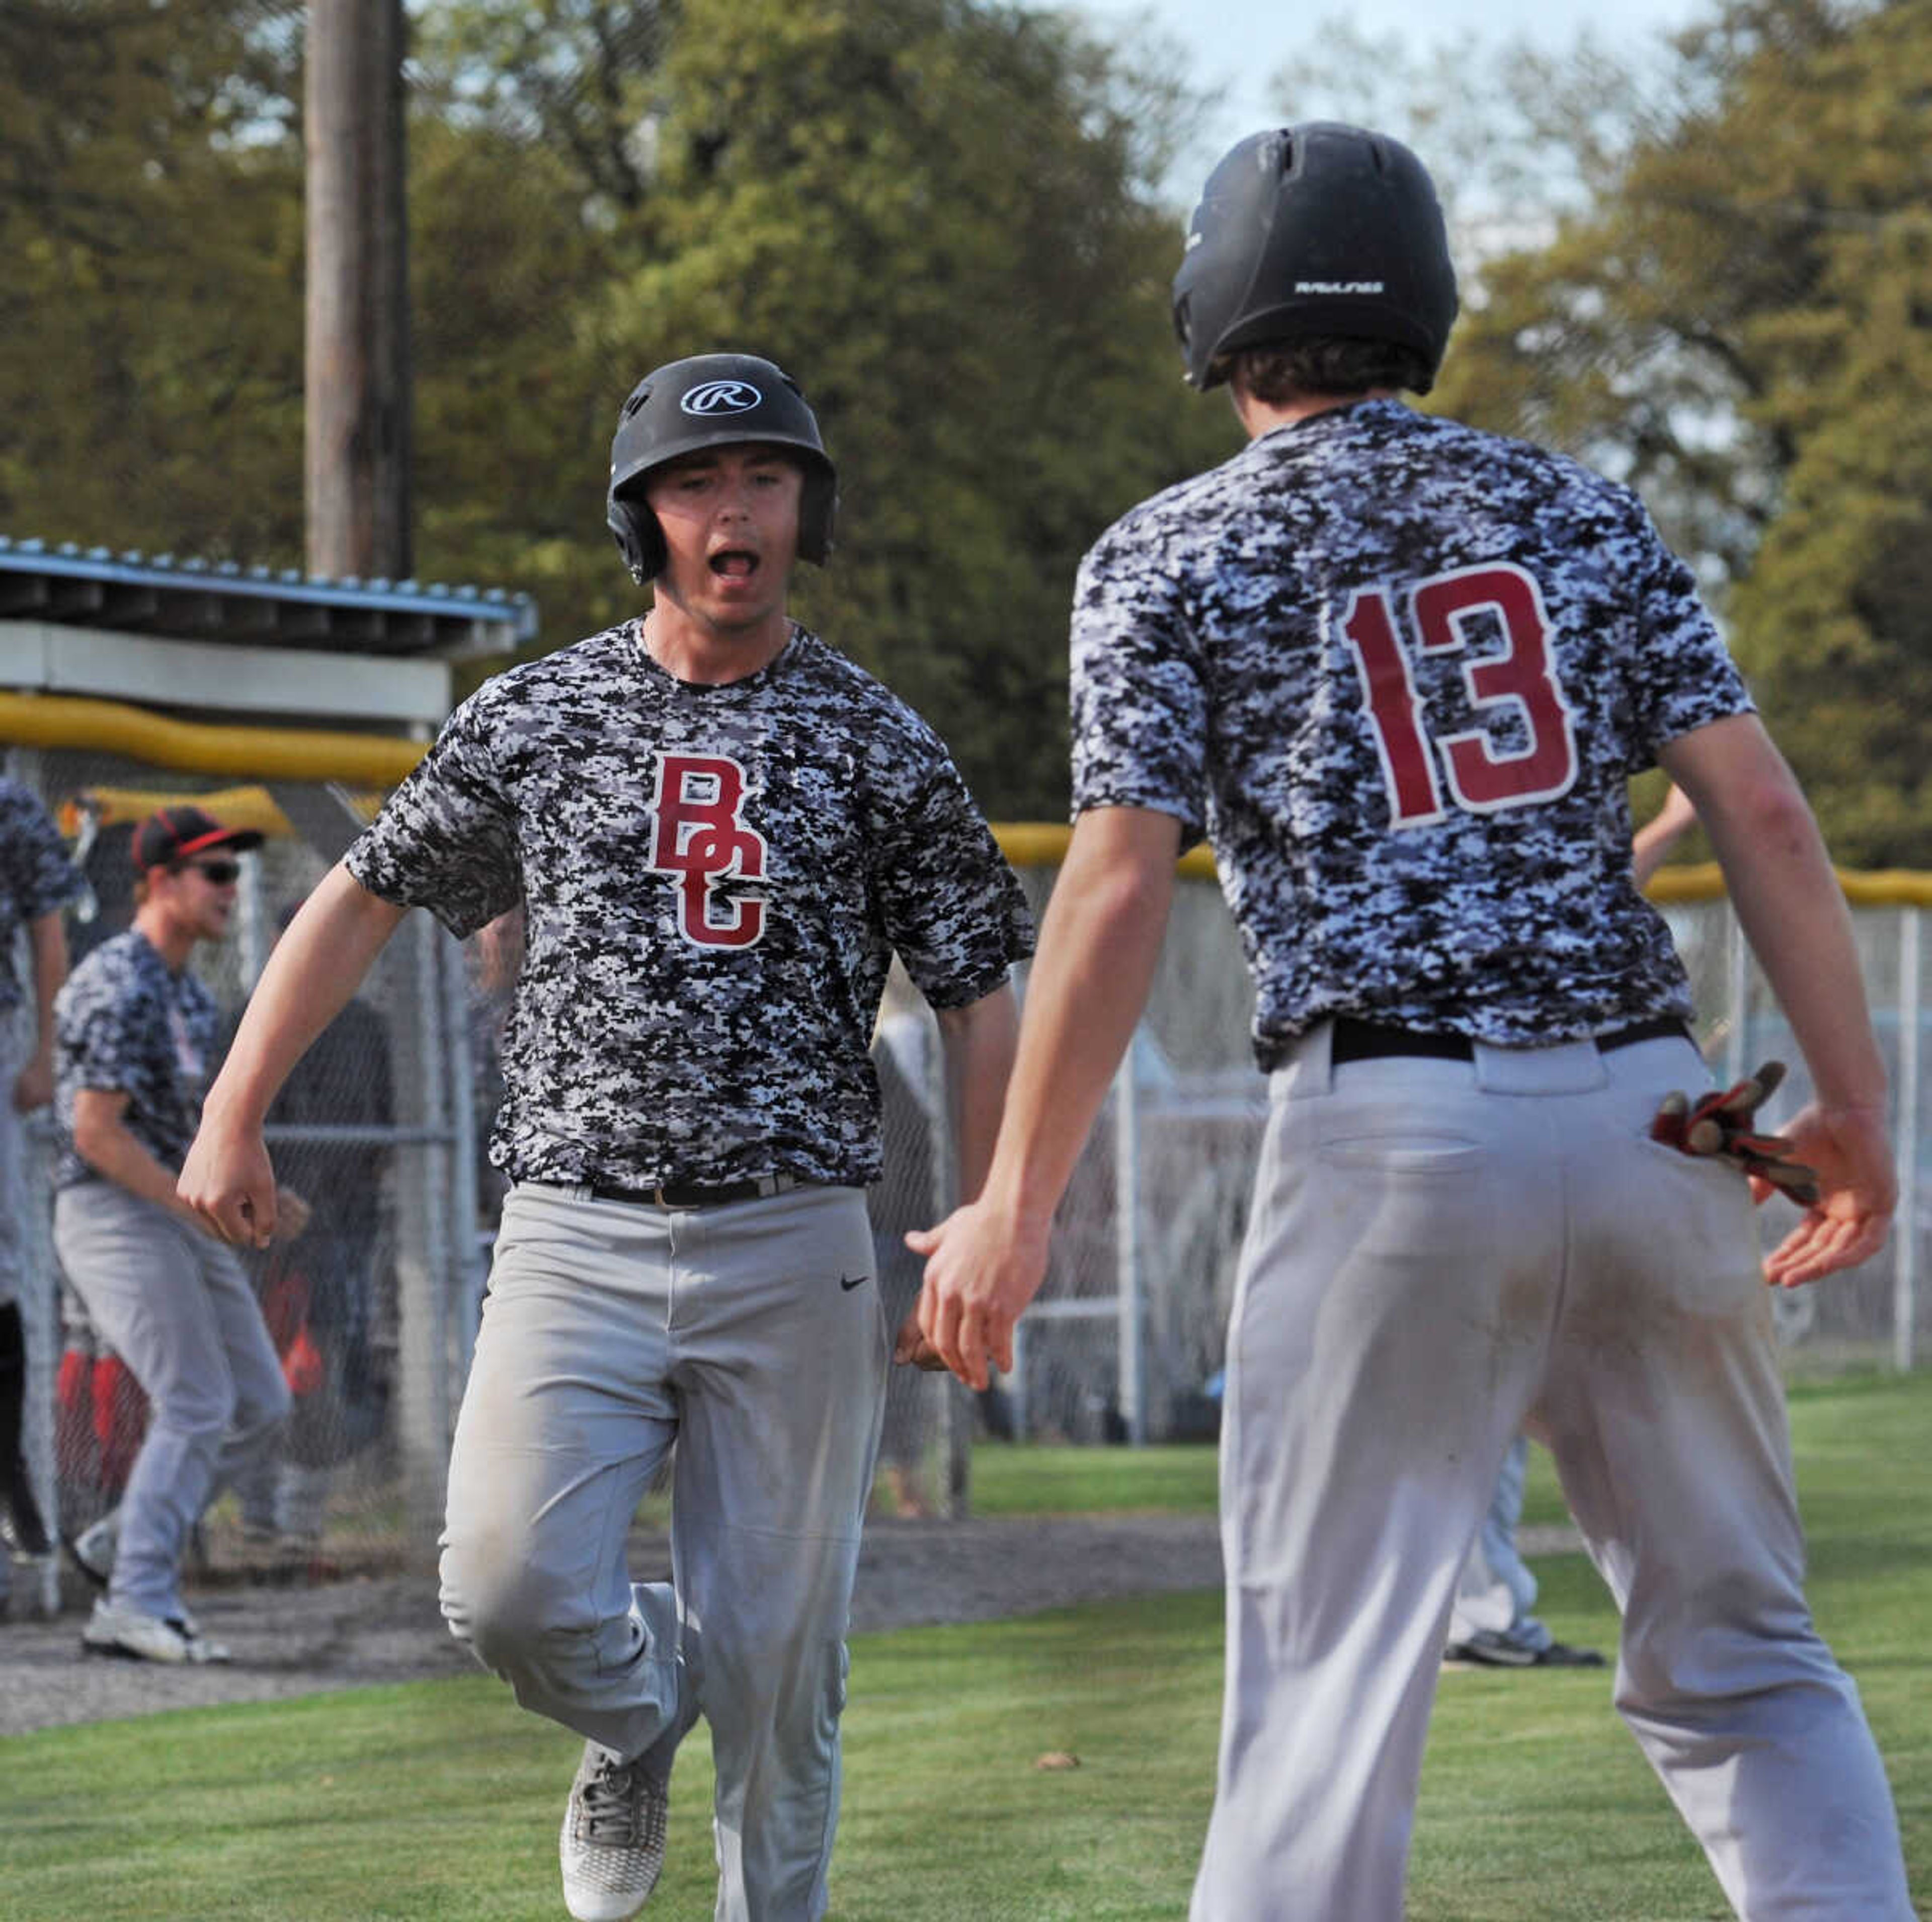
[1418,0,1932,863]
[306,0,413,579]
[4,0,1235,818]
[414,0,1235,817]
[0,2,305,563]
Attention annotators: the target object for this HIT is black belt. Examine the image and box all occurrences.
[1329,1014,1689,1066]
[589,1173,800,1209]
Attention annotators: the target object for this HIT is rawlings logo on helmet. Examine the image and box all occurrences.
[681,380,763,416]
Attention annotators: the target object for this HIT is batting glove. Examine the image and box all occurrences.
[1649,1060,1822,1206]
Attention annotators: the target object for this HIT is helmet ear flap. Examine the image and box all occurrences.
[610,475,832,577]
[607,491,667,584]
[797,466,839,566]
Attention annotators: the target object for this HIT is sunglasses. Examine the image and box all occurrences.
[182,858,242,886]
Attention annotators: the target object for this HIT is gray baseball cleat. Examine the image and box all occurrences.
[1444,1629,1538,1667]
[1446,1628,1604,1669]
[64,1508,119,1587]
[81,1596,230,1663]
[560,1741,669,1920]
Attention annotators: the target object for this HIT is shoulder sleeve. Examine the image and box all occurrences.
[0,784,84,920]
[1622,499,1755,755]
[57,958,153,1096]
[344,686,522,939]
[1068,516,1209,845]
[869,718,1034,1011]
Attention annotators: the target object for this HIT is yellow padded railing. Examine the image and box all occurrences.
[7,691,1931,902]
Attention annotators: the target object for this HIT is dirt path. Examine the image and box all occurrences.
[0,1513,1227,1735]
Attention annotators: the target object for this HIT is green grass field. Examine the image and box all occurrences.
[6,1374,1927,1920]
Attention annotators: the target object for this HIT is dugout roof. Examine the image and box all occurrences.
[0,535,538,731]
[0,536,536,657]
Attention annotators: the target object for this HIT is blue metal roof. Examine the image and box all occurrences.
[0,536,539,656]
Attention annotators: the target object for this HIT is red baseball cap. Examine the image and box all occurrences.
[131,804,266,875]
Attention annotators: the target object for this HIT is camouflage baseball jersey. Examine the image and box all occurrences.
[0,778,84,1016]
[1070,398,1753,1062]
[347,622,1033,1190]
[53,929,218,1189]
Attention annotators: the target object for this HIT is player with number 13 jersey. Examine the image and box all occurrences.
[907,123,1913,1922]
[1072,400,1750,1058]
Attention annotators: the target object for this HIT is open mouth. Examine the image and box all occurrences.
[708,548,759,579]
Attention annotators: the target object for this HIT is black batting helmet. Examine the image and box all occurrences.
[1171,123,1459,393]
[606,353,839,583]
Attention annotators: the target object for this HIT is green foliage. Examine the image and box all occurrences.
[405,0,677,637]
[0,1,305,562]
[1,0,1235,819]
[1423,0,1932,863]
[1708,2,1932,863]
[420,0,1236,814]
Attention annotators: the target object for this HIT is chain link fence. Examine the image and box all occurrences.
[968,866,1929,1451]
[6,733,1927,1600]
[1657,887,1926,1376]
[10,743,480,1598]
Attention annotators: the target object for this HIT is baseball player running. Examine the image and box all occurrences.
[908,126,1914,1918]
[181,353,1032,1921]
[54,805,298,1661]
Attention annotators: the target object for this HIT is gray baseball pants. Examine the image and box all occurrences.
[1190,1026,1913,1922]
[439,1181,888,1922]
[52,1181,290,1620]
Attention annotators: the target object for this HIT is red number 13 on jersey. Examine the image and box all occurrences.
[1340,562,1579,828]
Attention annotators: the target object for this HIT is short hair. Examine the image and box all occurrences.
[1227,337,1434,403]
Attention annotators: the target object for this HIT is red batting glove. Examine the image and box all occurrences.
[1649,1060,1822,1207]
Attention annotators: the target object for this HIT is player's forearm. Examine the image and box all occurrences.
[978,807,1180,1225]
[1664,720,1885,1111]
[202,864,407,1131]
[74,1109,194,1215]
[935,982,1019,1204]
[1714,830,1883,1111]
[25,910,67,1056]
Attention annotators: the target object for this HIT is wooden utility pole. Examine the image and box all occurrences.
[305,0,412,580]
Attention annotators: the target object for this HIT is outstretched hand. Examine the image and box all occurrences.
[177,1118,279,1249]
[1759,1102,1895,1289]
[902,1199,1053,1392]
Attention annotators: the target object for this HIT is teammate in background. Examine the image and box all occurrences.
[1446,785,1701,1670]
[180,354,1031,1922]
[53,806,299,1662]
[1633,781,1700,889]
[0,779,84,1599]
[909,126,1913,1919]
[1443,1432,1602,1669]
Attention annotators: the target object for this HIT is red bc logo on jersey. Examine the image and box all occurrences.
[648,753,768,948]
